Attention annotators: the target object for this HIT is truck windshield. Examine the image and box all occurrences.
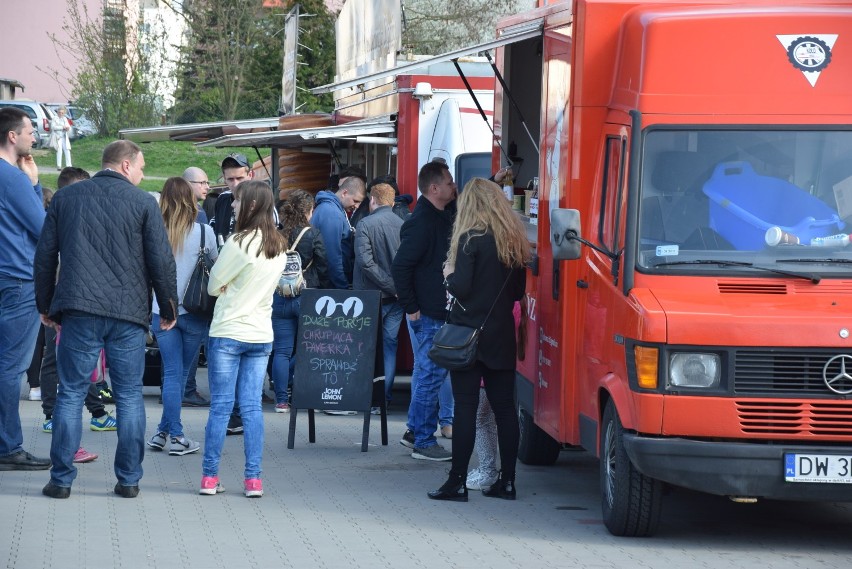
[638,129,852,276]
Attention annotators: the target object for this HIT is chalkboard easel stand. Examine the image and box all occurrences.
[287,408,316,449]
[286,379,389,452]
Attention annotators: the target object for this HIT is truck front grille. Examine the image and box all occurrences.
[736,401,852,437]
[734,349,852,396]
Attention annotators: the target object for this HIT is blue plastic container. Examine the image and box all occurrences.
[702,161,844,249]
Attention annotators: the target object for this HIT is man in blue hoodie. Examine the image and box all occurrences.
[311,174,366,289]
[0,107,51,471]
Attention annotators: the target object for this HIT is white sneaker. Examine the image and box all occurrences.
[28,387,42,401]
[169,436,201,456]
[466,467,499,490]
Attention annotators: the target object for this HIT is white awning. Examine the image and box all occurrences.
[310,21,544,95]
[119,117,281,143]
[195,117,397,149]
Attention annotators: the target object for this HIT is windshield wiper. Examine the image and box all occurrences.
[653,259,820,284]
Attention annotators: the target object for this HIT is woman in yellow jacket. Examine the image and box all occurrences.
[200,181,287,498]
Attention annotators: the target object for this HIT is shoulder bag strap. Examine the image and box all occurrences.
[288,226,311,252]
[198,222,205,251]
[477,269,513,331]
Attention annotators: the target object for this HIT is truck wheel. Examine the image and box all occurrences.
[517,407,561,466]
[600,400,662,537]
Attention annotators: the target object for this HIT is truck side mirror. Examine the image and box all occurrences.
[551,208,582,260]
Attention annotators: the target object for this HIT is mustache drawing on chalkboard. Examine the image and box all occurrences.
[315,296,365,318]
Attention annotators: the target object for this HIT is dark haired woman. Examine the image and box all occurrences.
[201,181,287,498]
[271,190,330,412]
[148,177,217,457]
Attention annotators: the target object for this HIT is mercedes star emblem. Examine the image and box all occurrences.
[823,354,852,395]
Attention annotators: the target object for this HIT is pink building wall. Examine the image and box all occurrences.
[0,0,102,104]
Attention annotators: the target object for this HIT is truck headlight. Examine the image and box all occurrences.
[668,353,720,389]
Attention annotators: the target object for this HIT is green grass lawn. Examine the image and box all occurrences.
[33,136,247,192]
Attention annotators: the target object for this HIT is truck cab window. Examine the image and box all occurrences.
[599,136,627,254]
[637,128,852,277]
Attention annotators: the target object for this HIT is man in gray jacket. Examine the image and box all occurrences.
[353,183,404,410]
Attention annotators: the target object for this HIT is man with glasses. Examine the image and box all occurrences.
[183,167,210,224]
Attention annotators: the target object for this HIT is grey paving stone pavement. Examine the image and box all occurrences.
[3,373,852,568]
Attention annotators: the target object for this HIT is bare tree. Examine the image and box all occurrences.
[41,0,163,135]
[163,0,268,121]
[401,0,530,54]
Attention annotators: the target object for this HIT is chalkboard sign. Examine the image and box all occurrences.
[291,288,381,412]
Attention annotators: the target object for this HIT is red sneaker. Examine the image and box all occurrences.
[73,447,98,464]
[200,476,225,495]
[244,478,263,498]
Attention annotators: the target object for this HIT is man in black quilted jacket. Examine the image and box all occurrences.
[34,140,178,499]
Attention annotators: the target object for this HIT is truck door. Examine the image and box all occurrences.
[577,128,629,436]
[533,27,574,442]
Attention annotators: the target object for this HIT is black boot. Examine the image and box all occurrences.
[427,473,468,502]
[482,472,516,500]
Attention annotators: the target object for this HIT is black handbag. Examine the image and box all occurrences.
[182,223,217,319]
[428,272,512,371]
[428,323,482,371]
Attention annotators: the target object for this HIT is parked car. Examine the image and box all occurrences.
[0,99,55,149]
[67,105,96,138]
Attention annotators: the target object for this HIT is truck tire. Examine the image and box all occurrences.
[600,400,662,537]
[517,407,561,466]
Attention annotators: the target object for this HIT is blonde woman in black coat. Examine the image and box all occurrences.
[428,178,529,502]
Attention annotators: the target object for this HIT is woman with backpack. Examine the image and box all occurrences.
[147,177,217,457]
[271,190,330,412]
[201,181,288,498]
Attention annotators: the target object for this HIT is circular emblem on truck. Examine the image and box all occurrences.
[823,354,852,395]
[787,36,832,72]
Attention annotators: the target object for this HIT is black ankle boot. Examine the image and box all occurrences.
[482,472,516,500]
[427,474,468,502]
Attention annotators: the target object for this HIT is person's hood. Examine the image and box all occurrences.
[315,190,343,211]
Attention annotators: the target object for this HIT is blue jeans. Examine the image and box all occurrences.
[0,277,41,457]
[271,294,300,405]
[203,337,271,479]
[51,312,146,487]
[153,313,209,437]
[406,317,454,431]
[407,315,451,449]
[183,348,201,397]
[381,302,404,402]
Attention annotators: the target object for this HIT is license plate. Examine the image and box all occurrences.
[784,453,852,483]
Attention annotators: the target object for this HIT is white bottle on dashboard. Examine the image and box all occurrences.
[809,233,850,247]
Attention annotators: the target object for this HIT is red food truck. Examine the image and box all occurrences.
[488,0,852,536]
